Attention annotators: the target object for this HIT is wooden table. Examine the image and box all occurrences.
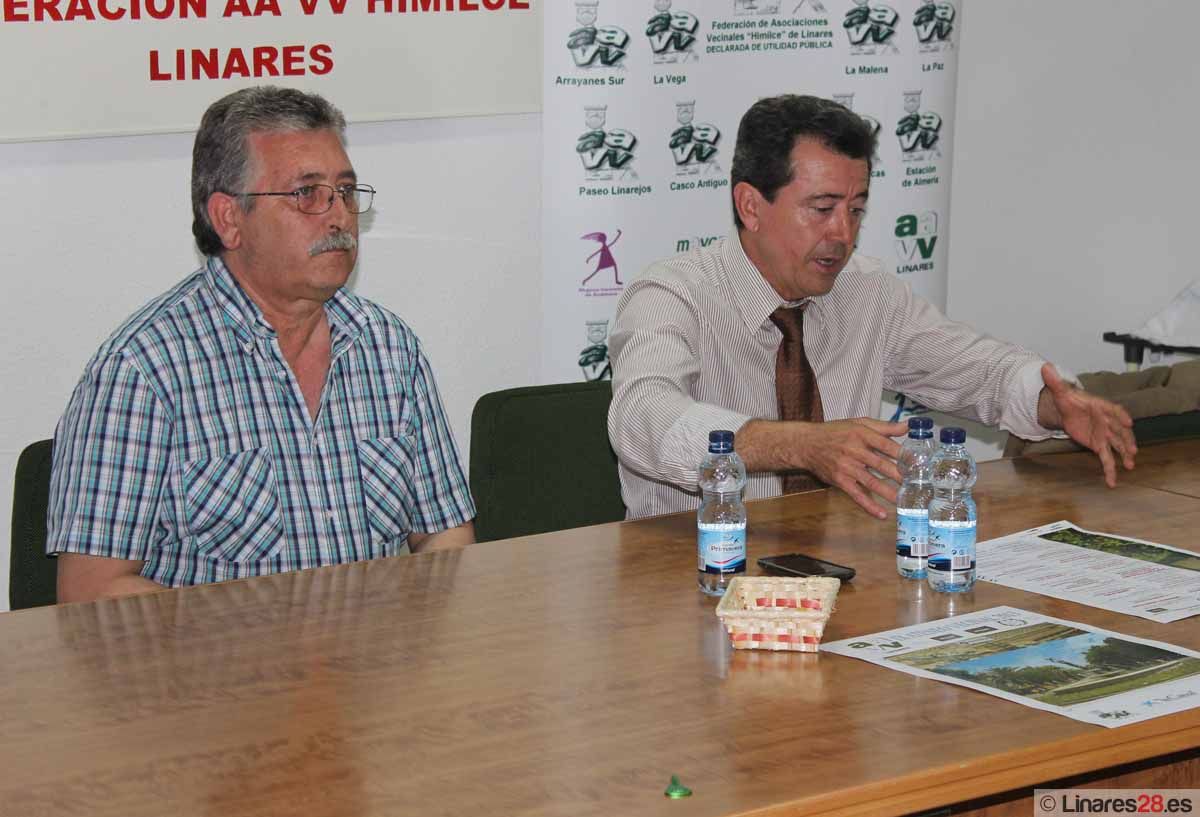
[1025,437,1200,500]
[2,446,1199,817]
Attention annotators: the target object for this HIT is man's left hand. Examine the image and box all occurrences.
[1037,363,1137,487]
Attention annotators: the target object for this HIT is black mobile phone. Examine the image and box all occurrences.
[757,553,856,581]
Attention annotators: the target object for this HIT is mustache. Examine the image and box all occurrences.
[309,231,358,257]
[813,242,848,260]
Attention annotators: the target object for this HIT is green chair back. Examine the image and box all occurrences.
[469,382,625,542]
[10,439,57,610]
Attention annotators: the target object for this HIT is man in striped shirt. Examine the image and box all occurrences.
[48,87,476,602]
[609,95,1136,519]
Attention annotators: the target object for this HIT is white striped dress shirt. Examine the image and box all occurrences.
[608,235,1055,518]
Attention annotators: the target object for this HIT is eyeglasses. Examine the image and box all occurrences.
[241,183,376,215]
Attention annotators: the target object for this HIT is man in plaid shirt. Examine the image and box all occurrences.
[47,87,476,602]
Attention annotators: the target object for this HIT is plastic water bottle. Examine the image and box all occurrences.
[697,429,747,597]
[927,427,978,593]
[896,416,936,579]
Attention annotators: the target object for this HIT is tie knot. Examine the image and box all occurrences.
[769,305,805,342]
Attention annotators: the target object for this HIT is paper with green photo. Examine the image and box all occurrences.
[975,521,1200,623]
[823,606,1200,727]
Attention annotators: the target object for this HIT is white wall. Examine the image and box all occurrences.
[947,1,1200,374]
[4,1,1198,611]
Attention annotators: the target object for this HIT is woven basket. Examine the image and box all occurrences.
[715,576,841,652]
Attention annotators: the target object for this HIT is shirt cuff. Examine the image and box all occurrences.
[661,403,755,483]
[1003,360,1077,441]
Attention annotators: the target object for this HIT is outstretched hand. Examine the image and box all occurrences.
[1038,363,1137,487]
[795,418,908,519]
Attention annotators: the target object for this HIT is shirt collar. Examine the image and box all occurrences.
[206,255,275,340]
[722,232,803,333]
[324,286,372,352]
[205,255,371,349]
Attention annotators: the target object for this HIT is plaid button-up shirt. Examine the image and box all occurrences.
[47,256,475,587]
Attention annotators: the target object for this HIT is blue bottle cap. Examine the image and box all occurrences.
[940,427,966,445]
[708,429,734,453]
[907,416,933,437]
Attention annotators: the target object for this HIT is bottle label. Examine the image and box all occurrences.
[698,523,746,575]
[896,508,929,558]
[928,520,976,571]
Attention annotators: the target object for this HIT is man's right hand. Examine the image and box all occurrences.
[738,417,908,520]
[794,418,908,519]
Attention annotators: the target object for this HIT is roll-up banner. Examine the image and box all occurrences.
[539,0,988,455]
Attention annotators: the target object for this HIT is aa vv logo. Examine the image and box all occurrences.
[669,101,721,175]
[568,0,630,69]
[579,320,612,382]
[894,211,937,273]
[647,0,699,62]
[896,90,941,160]
[914,0,955,50]
[843,0,899,54]
[577,106,639,181]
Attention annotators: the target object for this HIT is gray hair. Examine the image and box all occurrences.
[191,86,347,257]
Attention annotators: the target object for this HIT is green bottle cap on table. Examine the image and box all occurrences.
[664,775,692,799]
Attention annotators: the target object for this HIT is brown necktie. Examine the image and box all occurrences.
[770,305,825,494]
